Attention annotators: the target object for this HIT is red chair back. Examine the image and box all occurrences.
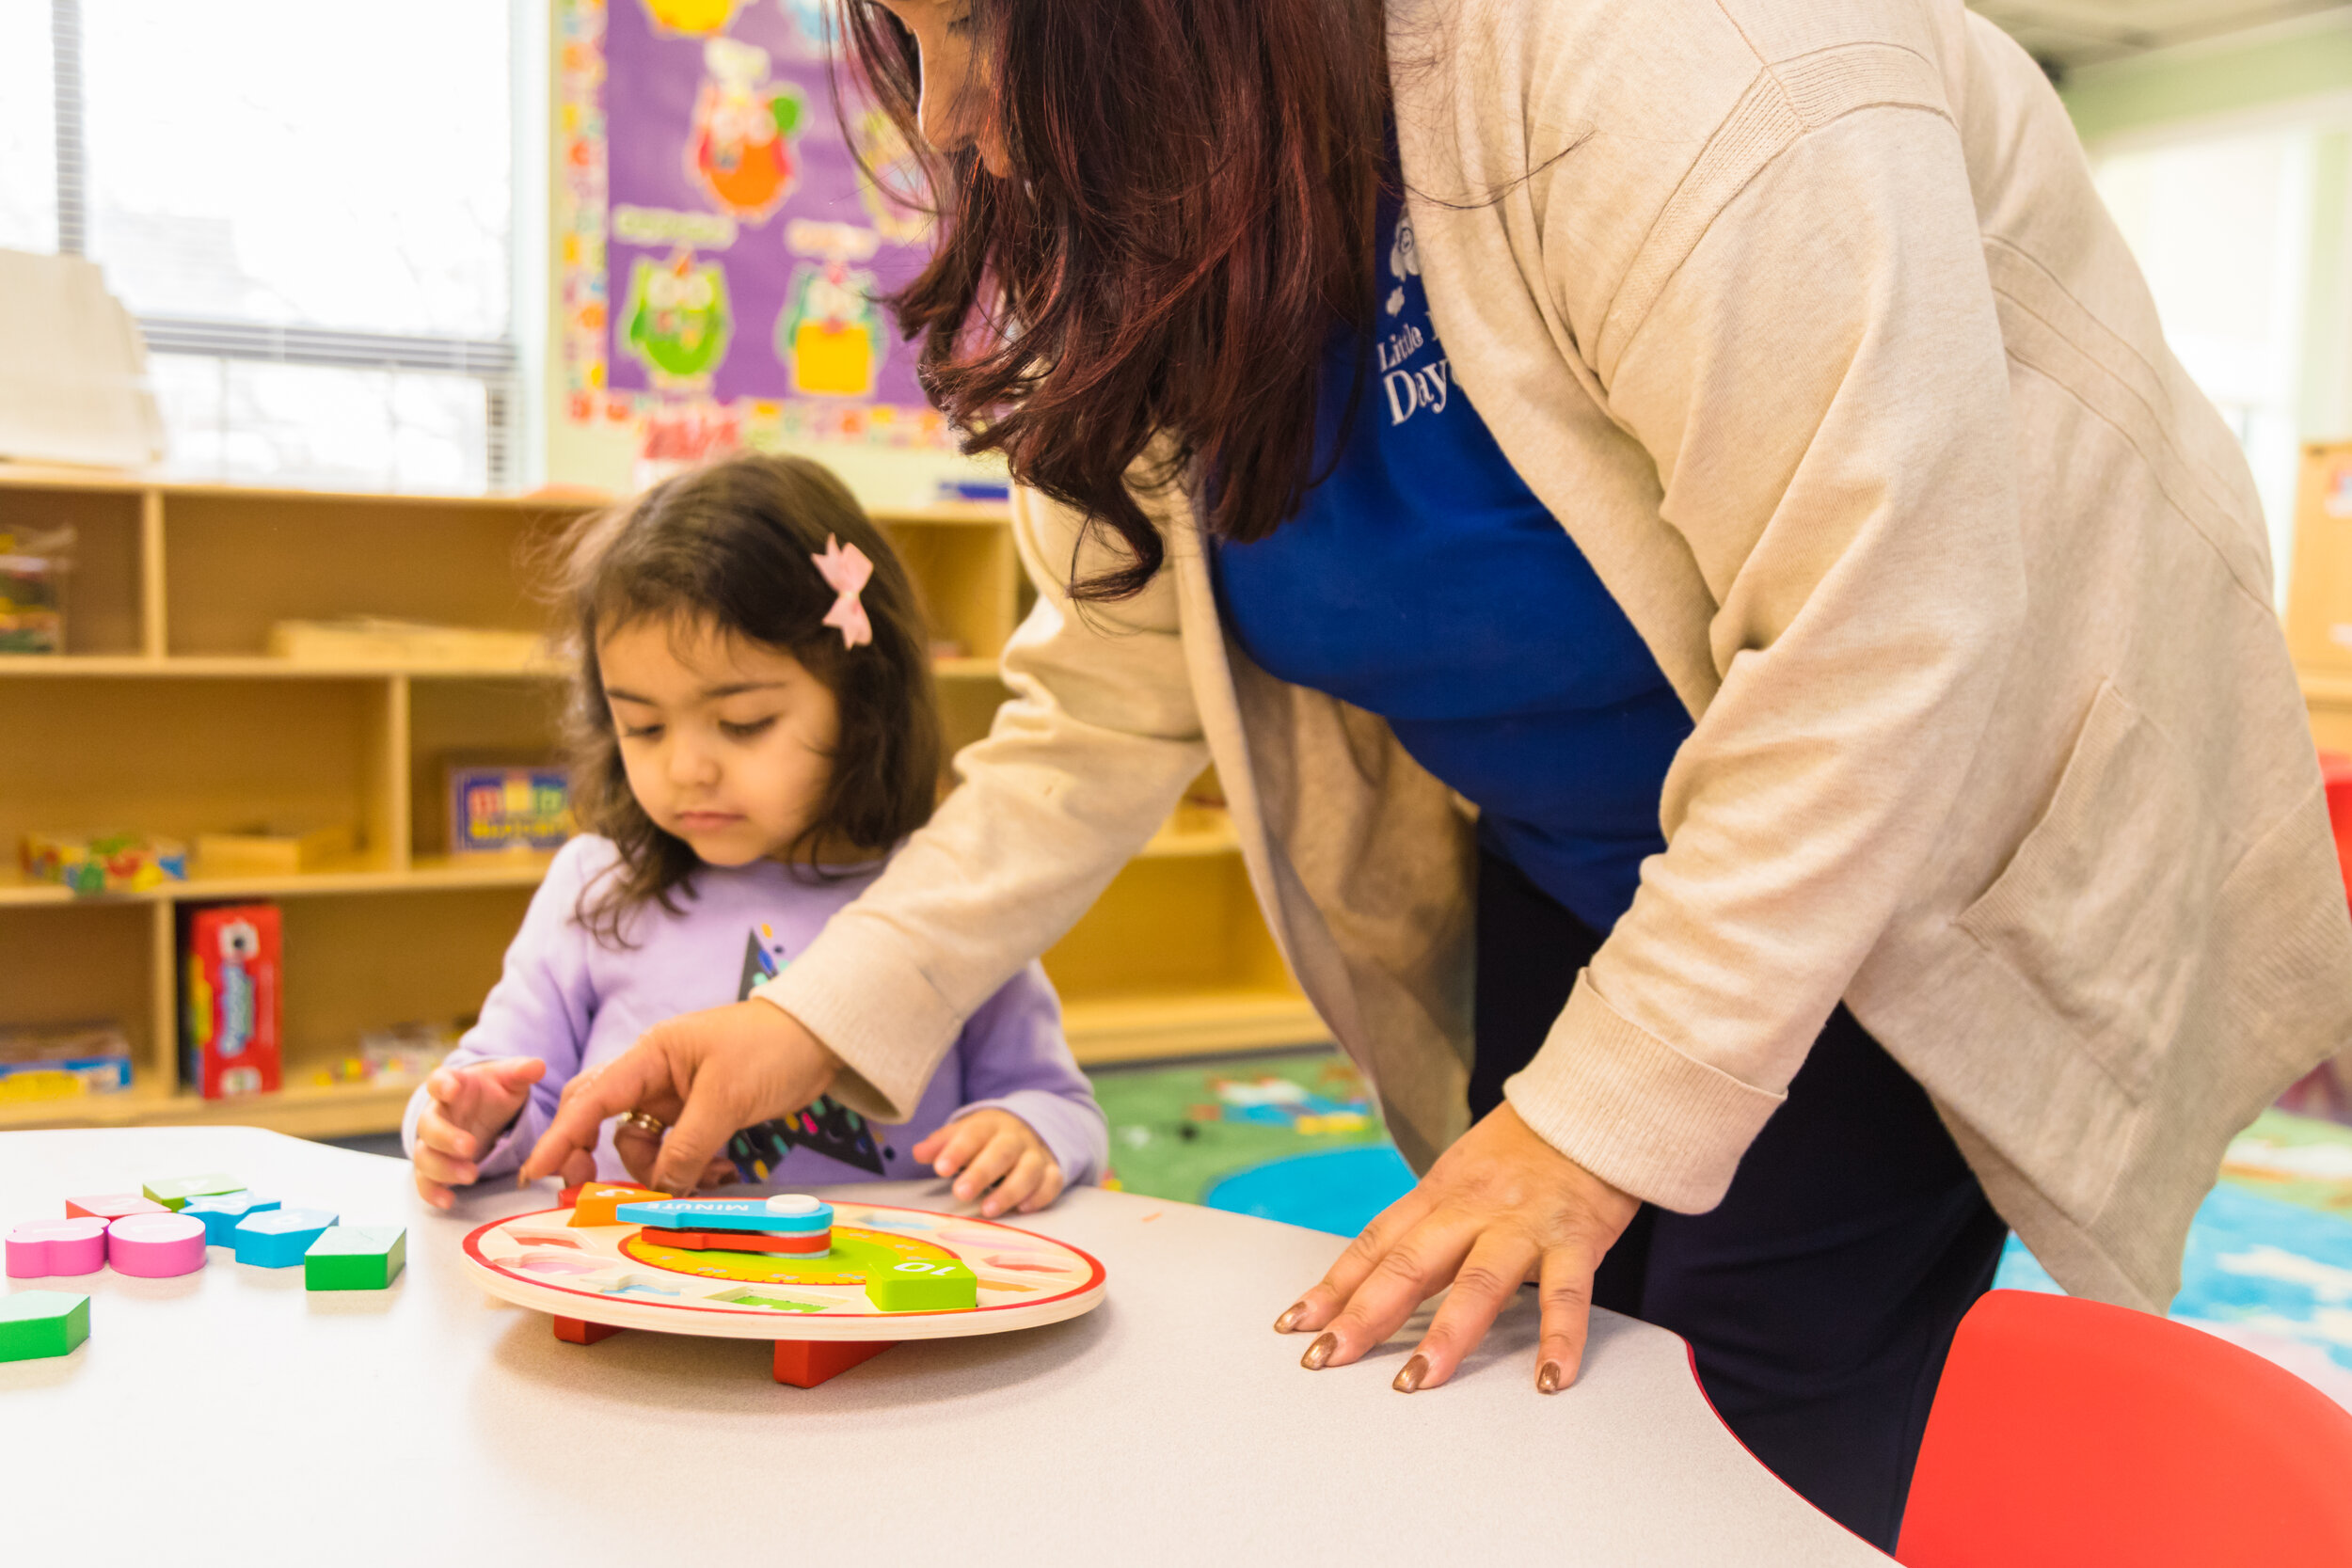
[2321,751,2352,905]
[1896,1290,2352,1568]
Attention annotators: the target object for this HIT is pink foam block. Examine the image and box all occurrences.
[6,1217,109,1278]
[106,1212,207,1277]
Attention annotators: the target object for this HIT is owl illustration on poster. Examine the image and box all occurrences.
[690,37,805,225]
[624,249,734,388]
[779,260,883,399]
[641,0,742,36]
[564,0,953,446]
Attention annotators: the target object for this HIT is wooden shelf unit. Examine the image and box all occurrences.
[0,468,1321,1136]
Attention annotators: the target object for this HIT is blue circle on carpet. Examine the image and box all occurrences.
[1204,1144,1419,1236]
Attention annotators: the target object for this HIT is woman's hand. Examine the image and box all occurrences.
[1274,1103,1640,1394]
[412,1056,558,1210]
[912,1108,1065,1217]
[516,1000,842,1196]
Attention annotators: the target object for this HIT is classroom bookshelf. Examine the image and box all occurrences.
[0,467,1323,1138]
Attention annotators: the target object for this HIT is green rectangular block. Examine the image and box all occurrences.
[141,1173,244,1212]
[862,1261,977,1313]
[0,1291,90,1361]
[303,1226,406,1291]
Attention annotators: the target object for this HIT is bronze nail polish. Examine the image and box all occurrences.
[1301,1332,1337,1370]
[1273,1303,1306,1334]
[1393,1354,1428,1393]
[1537,1360,1564,1394]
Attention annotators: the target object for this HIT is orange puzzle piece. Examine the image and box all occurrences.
[566,1184,670,1227]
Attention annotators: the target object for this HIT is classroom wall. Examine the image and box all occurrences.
[2058,15,2352,145]
[2058,11,2352,452]
[2055,12,2352,593]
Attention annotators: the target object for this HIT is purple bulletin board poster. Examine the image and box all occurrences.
[556,0,953,459]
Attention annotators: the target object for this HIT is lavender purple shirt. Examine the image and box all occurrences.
[401,835,1106,1191]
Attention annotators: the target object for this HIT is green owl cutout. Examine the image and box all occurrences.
[624,248,733,388]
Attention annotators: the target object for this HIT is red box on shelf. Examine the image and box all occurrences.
[179,904,283,1100]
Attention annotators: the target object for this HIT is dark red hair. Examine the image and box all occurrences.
[843,0,1389,599]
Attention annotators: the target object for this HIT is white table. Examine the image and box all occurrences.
[0,1128,1886,1565]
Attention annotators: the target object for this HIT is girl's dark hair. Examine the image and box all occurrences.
[842,0,1388,600]
[555,453,942,944]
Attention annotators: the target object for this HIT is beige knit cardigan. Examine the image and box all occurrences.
[762,0,2352,1311]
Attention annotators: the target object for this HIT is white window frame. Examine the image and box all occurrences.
[39,0,520,488]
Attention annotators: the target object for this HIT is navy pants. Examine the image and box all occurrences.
[1471,847,2010,1551]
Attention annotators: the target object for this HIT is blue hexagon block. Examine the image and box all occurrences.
[230,1206,338,1268]
[182,1191,281,1246]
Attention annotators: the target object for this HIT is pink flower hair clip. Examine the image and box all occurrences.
[812,534,874,649]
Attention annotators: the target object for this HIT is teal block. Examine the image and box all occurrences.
[613,1196,832,1234]
[230,1206,338,1268]
[182,1192,280,1246]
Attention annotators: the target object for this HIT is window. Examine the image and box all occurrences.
[2091,115,2351,604]
[8,1,517,492]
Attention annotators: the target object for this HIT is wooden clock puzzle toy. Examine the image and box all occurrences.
[460,1185,1108,1386]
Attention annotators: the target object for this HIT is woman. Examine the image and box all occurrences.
[524,0,2352,1544]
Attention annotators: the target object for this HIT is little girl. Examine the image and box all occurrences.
[405,454,1104,1216]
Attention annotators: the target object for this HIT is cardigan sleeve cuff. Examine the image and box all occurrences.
[749,915,964,1125]
[1502,974,1787,1214]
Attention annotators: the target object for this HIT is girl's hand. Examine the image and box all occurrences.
[912,1109,1064,1217]
[412,1056,558,1211]
[1273,1103,1640,1394]
[517,1000,841,1196]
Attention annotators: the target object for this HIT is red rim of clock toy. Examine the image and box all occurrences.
[462,1202,1107,1321]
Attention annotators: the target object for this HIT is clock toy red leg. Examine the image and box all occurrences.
[772,1338,896,1387]
[553,1316,623,1345]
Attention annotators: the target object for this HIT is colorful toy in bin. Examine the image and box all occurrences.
[447,764,572,854]
[179,906,283,1099]
[0,1022,132,1101]
[0,524,72,654]
[22,832,187,895]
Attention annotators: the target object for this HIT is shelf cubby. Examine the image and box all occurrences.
[274,886,537,1065]
[0,674,397,864]
[160,491,574,657]
[0,467,1324,1135]
[407,676,569,863]
[0,480,149,657]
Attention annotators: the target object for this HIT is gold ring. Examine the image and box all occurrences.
[620,1110,667,1136]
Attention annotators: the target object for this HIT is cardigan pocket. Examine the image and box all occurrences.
[1957,681,2228,1102]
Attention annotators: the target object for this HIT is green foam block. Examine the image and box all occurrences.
[0,1291,90,1361]
[304,1226,406,1291]
[862,1259,977,1313]
[141,1174,244,1212]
